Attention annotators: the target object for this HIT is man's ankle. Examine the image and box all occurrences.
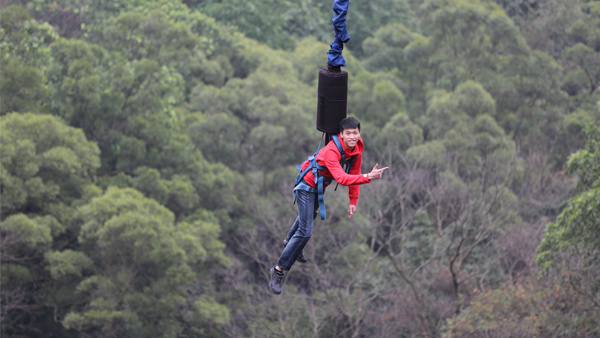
[275,266,283,272]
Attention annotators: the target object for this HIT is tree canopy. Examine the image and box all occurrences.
[1,0,599,336]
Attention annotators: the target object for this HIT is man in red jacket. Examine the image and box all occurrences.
[269,117,388,295]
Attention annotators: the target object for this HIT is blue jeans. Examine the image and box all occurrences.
[277,189,319,271]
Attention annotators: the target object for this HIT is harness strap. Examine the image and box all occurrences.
[294,134,326,201]
[317,166,326,219]
[332,135,345,163]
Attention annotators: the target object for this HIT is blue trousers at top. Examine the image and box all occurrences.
[277,189,319,271]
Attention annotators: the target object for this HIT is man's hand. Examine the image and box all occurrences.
[348,204,356,219]
[367,163,389,180]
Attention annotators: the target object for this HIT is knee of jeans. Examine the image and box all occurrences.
[294,223,313,238]
[294,230,312,239]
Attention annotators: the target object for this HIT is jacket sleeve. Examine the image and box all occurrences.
[322,148,370,205]
[348,153,367,205]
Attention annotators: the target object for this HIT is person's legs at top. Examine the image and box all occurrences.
[269,189,317,295]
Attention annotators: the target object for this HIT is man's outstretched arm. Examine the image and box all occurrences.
[348,163,389,219]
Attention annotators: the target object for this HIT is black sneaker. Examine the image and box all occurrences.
[269,266,284,295]
[282,239,307,263]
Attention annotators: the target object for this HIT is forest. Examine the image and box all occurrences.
[1,0,599,337]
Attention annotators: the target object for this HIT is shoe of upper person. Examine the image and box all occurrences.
[282,239,307,263]
[269,266,284,295]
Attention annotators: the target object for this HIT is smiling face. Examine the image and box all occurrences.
[339,127,360,150]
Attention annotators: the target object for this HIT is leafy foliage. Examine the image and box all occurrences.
[191,0,413,55]
[534,123,600,326]
[61,187,229,337]
[537,123,600,269]
[445,276,600,337]
[2,0,599,336]
[0,113,100,216]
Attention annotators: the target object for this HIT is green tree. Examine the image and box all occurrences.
[199,0,295,50]
[355,84,522,336]
[185,112,248,171]
[362,23,419,73]
[344,0,413,56]
[348,71,407,128]
[563,42,600,95]
[419,0,530,90]
[0,5,56,115]
[47,38,186,175]
[0,56,49,115]
[537,122,600,268]
[366,0,574,167]
[87,8,232,90]
[507,0,600,110]
[0,5,57,68]
[444,275,600,337]
[0,113,100,217]
[536,123,600,321]
[58,187,230,337]
[0,113,100,336]
[186,41,317,173]
[193,0,413,56]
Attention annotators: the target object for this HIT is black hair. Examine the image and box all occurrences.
[339,117,361,133]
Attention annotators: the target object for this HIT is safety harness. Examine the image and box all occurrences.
[294,134,356,220]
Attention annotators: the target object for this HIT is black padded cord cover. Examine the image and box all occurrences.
[316,68,348,134]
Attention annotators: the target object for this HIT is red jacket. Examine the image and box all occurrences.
[300,134,371,205]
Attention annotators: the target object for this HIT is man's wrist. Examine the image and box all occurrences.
[364,173,369,179]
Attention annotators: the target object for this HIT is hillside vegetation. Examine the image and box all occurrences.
[1,0,599,336]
